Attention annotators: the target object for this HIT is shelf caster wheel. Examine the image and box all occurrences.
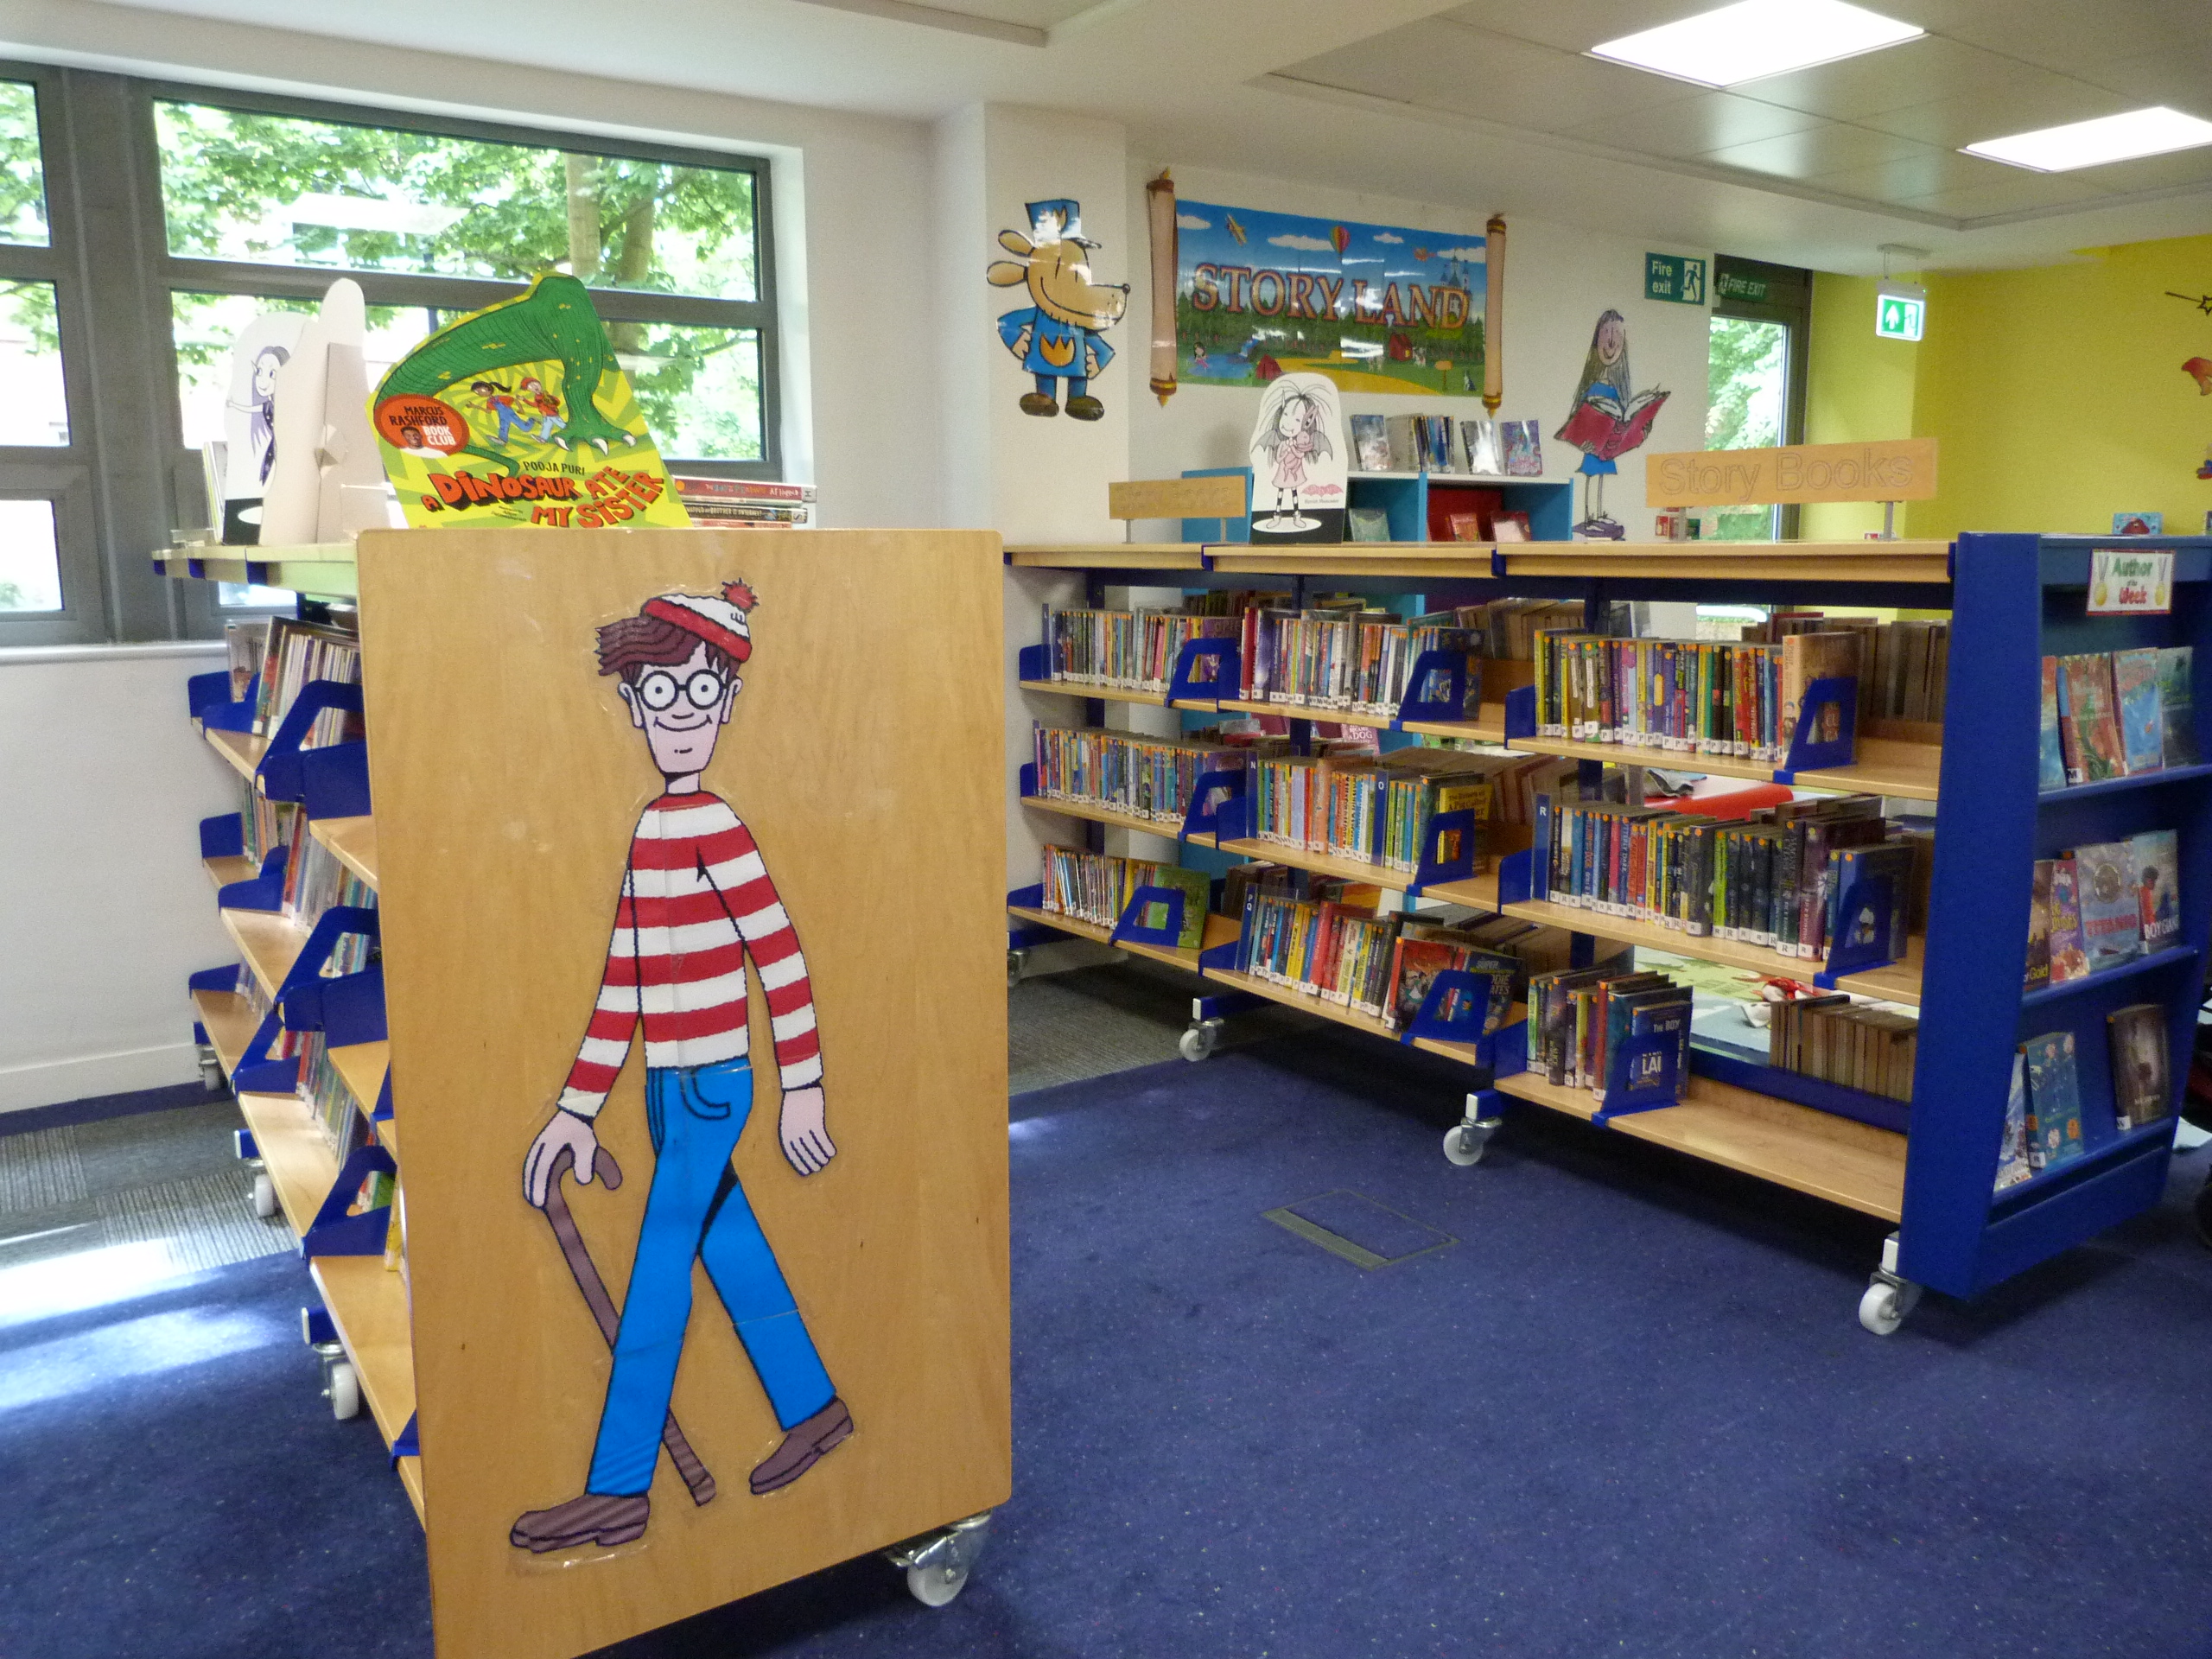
[1179,1019,1222,1063]
[1859,1277,1922,1337]
[251,1170,276,1220]
[196,1045,224,1091]
[886,1511,992,1609]
[314,1340,359,1419]
[1442,1120,1494,1166]
[1007,949,1027,989]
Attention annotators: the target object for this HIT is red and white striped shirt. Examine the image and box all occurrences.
[558,792,821,1118]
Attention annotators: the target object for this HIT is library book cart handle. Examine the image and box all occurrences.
[540,1144,718,1508]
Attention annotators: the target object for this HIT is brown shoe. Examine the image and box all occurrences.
[750,1396,854,1495]
[1018,392,1059,416]
[1065,395,1105,421]
[509,1491,649,1553]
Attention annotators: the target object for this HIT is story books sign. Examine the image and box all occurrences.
[1644,437,1939,507]
[1174,200,1488,397]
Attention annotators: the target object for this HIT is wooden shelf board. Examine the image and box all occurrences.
[1205,965,1483,1064]
[1498,896,1923,1006]
[1494,541,1951,584]
[1018,678,1172,708]
[397,1456,425,1524]
[1397,707,1510,744]
[191,988,257,1078]
[1511,732,1942,802]
[222,906,311,998]
[330,1039,390,1120]
[310,814,380,891]
[157,543,359,599]
[234,1087,338,1239]
[1020,793,1188,840]
[1007,904,1236,972]
[309,1253,418,1449]
[1007,544,1206,569]
[203,853,256,890]
[205,726,268,784]
[1207,547,1503,580]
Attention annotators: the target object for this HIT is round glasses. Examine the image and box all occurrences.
[636,669,728,712]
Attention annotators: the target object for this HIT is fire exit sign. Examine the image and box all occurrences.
[1644,252,1707,305]
[1876,281,1926,341]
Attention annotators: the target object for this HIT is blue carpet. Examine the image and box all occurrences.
[12,1033,2212,1657]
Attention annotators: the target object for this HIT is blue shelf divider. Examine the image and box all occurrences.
[257,680,363,803]
[188,670,259,733]
[1109,885,1188,950]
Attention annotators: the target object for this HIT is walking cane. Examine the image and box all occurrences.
[541,1143,717,1506]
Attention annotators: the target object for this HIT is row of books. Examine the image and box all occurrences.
[1029,727,1249,826]
[1766,995,1917,1103]
[1348,413,1543,478]
[1531,628,1856,760]
[249,615,362,747]
[1035,845,1210,950]
[293,825,377,928]
[230,779,377,926]
[1527,966,1690,1102]
[2024,830,2179,985]
[1999,1008,2171,1186]
[1249,748,1523,874]
[299,1028,379,1157]
[2040,648,2196,787]
[1741,613,1950,726]
[673,475,812,527]
[1534,790,1929,960]
[1039,606,1238,694]
[1236,598,1576,715]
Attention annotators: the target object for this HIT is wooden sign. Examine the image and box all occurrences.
[1645,437,1938,508]
[362,528,1009,1659]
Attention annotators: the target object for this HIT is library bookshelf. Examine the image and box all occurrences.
[168,526,1014,1658]
[1006,532,2207,1332]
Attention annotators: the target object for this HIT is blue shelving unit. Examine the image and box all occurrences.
[1179,467,1573,543]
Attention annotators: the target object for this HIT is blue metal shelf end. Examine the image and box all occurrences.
[256,679,364,803]
[188,669,259,734]
[1109,885,1189,951]
[301,1141,397,1258]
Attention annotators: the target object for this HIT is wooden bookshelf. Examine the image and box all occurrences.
[234,1086,341,1238]
[309,814,380,890]
[309,1254,422,1523]
[1494,1069,1906,1220]
[1007,543,1206,570]
[1492,540,1952,585]
[220,903,311,997]
[1022,792,1189,841]
[192,987,257,1077]
[1497,896,1923,1006]
[331,1039,390,1121]
[203,852,257,889]
[1508,732,1941,802]
[1007,904,1237,973]
[205,726,268,784]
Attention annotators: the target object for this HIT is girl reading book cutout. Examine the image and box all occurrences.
[512,580,852,1555]
[1247,373,1347,543]
[1554,309,1669,541]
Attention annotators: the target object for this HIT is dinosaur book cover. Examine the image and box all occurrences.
[370,271,693,531]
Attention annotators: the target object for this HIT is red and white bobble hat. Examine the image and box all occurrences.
[642,580,757,664]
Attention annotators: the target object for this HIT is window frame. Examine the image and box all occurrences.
[0,66,784,647]
[1710,255,1812,542]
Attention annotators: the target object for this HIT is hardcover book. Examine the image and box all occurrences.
[2070,839,2143,973]
[2113,647,2164,775]
[1995,1050,2033,1189]
[2024,858,2053,987]
[1347,506,1391,543]
[2057,653,2126,784]
[2107,1002,2171,1130]
[1778,631,1861,756]
[1349,414,1392,473]
[2038,656,2068,791]
[2048,856,2089,982]
[2127,828,2180,949]
[2158,646,2197,767]
[2020,1030,2086,1172]
[1500,420,1543,477]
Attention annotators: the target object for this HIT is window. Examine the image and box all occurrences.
[1704,257,1810,542]
[0,68,779,645]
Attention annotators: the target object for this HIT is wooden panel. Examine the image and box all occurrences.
[1207,547,1499,580]
[1498,897,1923,1006]
[1005,544,1205,569]
[1496,542,1951,584]
[1107,474,1246,522]
[311,1253,419,1449]
[222,906,310,997]
[331,1040,390,1125]
[398,1457,427,1523]
[1645,439,1938,508]
[1022,793,1185,841]
[206,727,268,783]
[1017,678,1170,709]
[359,529,1009,1659]
[235,1088,340,1238]
[311,815,381,890]
[192,988,257,1077]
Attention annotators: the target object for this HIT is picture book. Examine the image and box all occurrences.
[2113,647,2164,775]
[1446,512,1484,543]
[2020,1030,2085,1172]
[2024,858,2052,987]
[1347,506,1391,543]
[1500,419,1543,477]
[2113,512,2163,535]
[2127,828,2180,949]
[2057,654,2126,784]
[1385,416,1418,471]
[2048,856,2089,982]
[2070,839,2143,973]
[1995,1051,2032,1190]
[1350,414,1392,473]
[2038,656,2068,790]
[1779,631,1861,754]
[1459,417,1503,476]
[1135,866,1212,951]
[2158,646,2198,766]
[1492,511,1532,543]
[2107,1002,2171,1130]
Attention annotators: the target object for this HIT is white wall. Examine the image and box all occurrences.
[0,645,235,1111]
[1121,162,1713,539]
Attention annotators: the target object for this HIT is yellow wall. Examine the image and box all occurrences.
[1806,235,2212,540]
[1802,272,1922,541]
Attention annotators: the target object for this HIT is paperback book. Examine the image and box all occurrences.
[2107,1002,2171,1130]
[2070,840,2144,973]
[2037,656,2067,790]
[2057,653,2126,785]
[2130,828,2180,949]
[2047,857,2089,982]
[1994,1051,2033,1190]
[2020,1030,2086,1172]
[2113,648,2164,775]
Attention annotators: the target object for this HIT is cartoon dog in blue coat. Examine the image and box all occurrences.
[988,199,1128,421]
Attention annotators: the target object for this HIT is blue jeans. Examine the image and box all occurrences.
[1033,374,1089,400]
[586,1058,836,1497]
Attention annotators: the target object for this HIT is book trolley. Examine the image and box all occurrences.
[1007,531,2210,1333]
[167,528,1011,1659]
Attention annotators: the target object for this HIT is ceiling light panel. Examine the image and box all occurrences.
[1963,106,2212,171]
[1590,0,1923,88]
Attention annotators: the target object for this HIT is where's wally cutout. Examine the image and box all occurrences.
[371,271,691,531]
[1246,372,1348,544]
[510,576,854,1557]
[217,312,305,544]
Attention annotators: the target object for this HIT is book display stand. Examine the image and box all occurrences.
[1007,532,2212,1335]
[164,527,1012,1658]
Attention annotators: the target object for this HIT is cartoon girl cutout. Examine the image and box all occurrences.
[229,344,289,486]
[1253,380,1332,531]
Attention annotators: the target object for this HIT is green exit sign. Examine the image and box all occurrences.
[1644,251,1707,306]
[1876,281,1926,341]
